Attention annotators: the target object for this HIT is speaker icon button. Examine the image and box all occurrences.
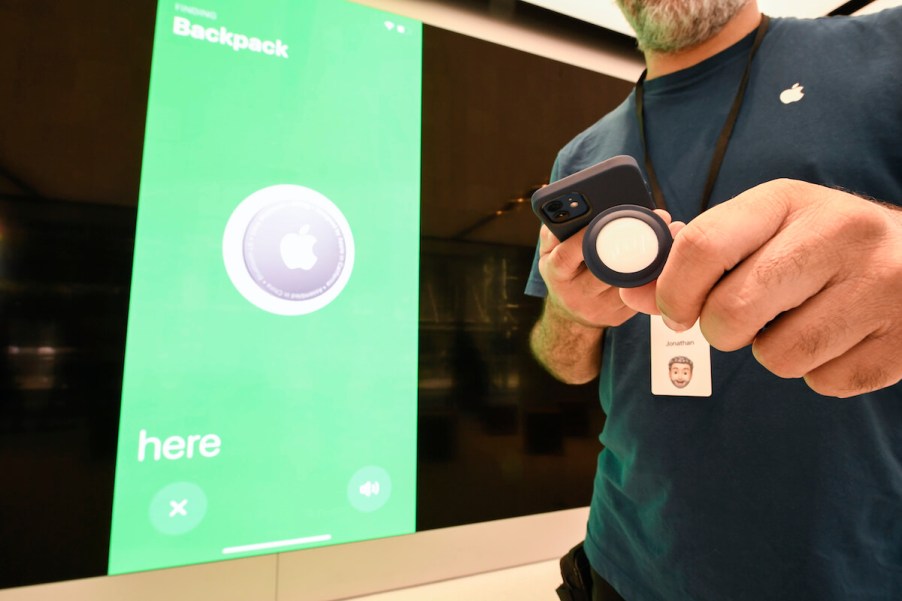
[359,480,381,497]
[348,466,392,512]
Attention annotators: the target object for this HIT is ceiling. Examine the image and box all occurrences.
[521,0,902,36]
[855,0,902,13]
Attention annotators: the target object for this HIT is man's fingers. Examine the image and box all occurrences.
[655,180,797,329]
[749,282,870,379]
[652,208,674,225]
[619,219,685,317]
[547,271,638,329]
[538,224,560,254]
[697,214,844,350]
[619,279,659,315]
[801,329,902,397]
[540,226,588,279]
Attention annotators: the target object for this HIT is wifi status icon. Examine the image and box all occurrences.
[383,20,407,34]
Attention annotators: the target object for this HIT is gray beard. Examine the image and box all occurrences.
[615,0,751,53]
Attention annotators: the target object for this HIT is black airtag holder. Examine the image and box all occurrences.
[582,204,673,288]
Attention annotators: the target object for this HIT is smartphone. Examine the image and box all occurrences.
[531,155,654,241]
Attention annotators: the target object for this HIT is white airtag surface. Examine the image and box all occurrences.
[594,217,659,274]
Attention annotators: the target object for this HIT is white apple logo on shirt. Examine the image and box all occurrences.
[280,224,318,270]
[780,83,805,104]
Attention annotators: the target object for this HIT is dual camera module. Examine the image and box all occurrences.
[540,192,590,224]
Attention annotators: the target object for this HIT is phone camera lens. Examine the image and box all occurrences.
[546,200,563,212]
[554,210,570,221]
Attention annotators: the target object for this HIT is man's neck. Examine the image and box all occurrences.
[644,2,762,80]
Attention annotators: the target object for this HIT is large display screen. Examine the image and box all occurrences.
[108,0,421,574]
[0,0,633,591]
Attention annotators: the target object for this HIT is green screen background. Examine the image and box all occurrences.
[108,0,422,574]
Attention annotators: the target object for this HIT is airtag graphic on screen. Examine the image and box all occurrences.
[223,185,355,315]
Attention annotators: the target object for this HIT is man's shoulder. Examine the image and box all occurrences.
[753,9,902,113]
[554,95,637,180]
[769,7,902,48]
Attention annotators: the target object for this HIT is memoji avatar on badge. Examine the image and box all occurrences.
[668,356,693,389]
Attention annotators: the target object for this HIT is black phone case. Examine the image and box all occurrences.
[531,155,654,241]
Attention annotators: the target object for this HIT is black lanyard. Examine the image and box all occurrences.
[635,15,770,214]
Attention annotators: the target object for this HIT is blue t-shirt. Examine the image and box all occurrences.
[527,10,902,601]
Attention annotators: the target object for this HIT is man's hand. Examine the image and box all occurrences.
[620,179,902,397]
[531,210,676,384]
[537,223,637,330]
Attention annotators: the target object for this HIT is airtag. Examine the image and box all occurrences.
[582,205,672,288]
[595,218,658,273]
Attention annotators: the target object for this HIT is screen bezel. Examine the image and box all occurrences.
[4,508,588,600]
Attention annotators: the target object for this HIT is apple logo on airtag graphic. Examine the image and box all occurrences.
[223,185,354,315]
[280,225,318,271]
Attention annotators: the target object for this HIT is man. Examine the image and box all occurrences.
[526,1,902,600]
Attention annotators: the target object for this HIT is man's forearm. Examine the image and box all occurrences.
[530,299,604,384]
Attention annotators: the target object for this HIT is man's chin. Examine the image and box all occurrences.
[616,0,751,53]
